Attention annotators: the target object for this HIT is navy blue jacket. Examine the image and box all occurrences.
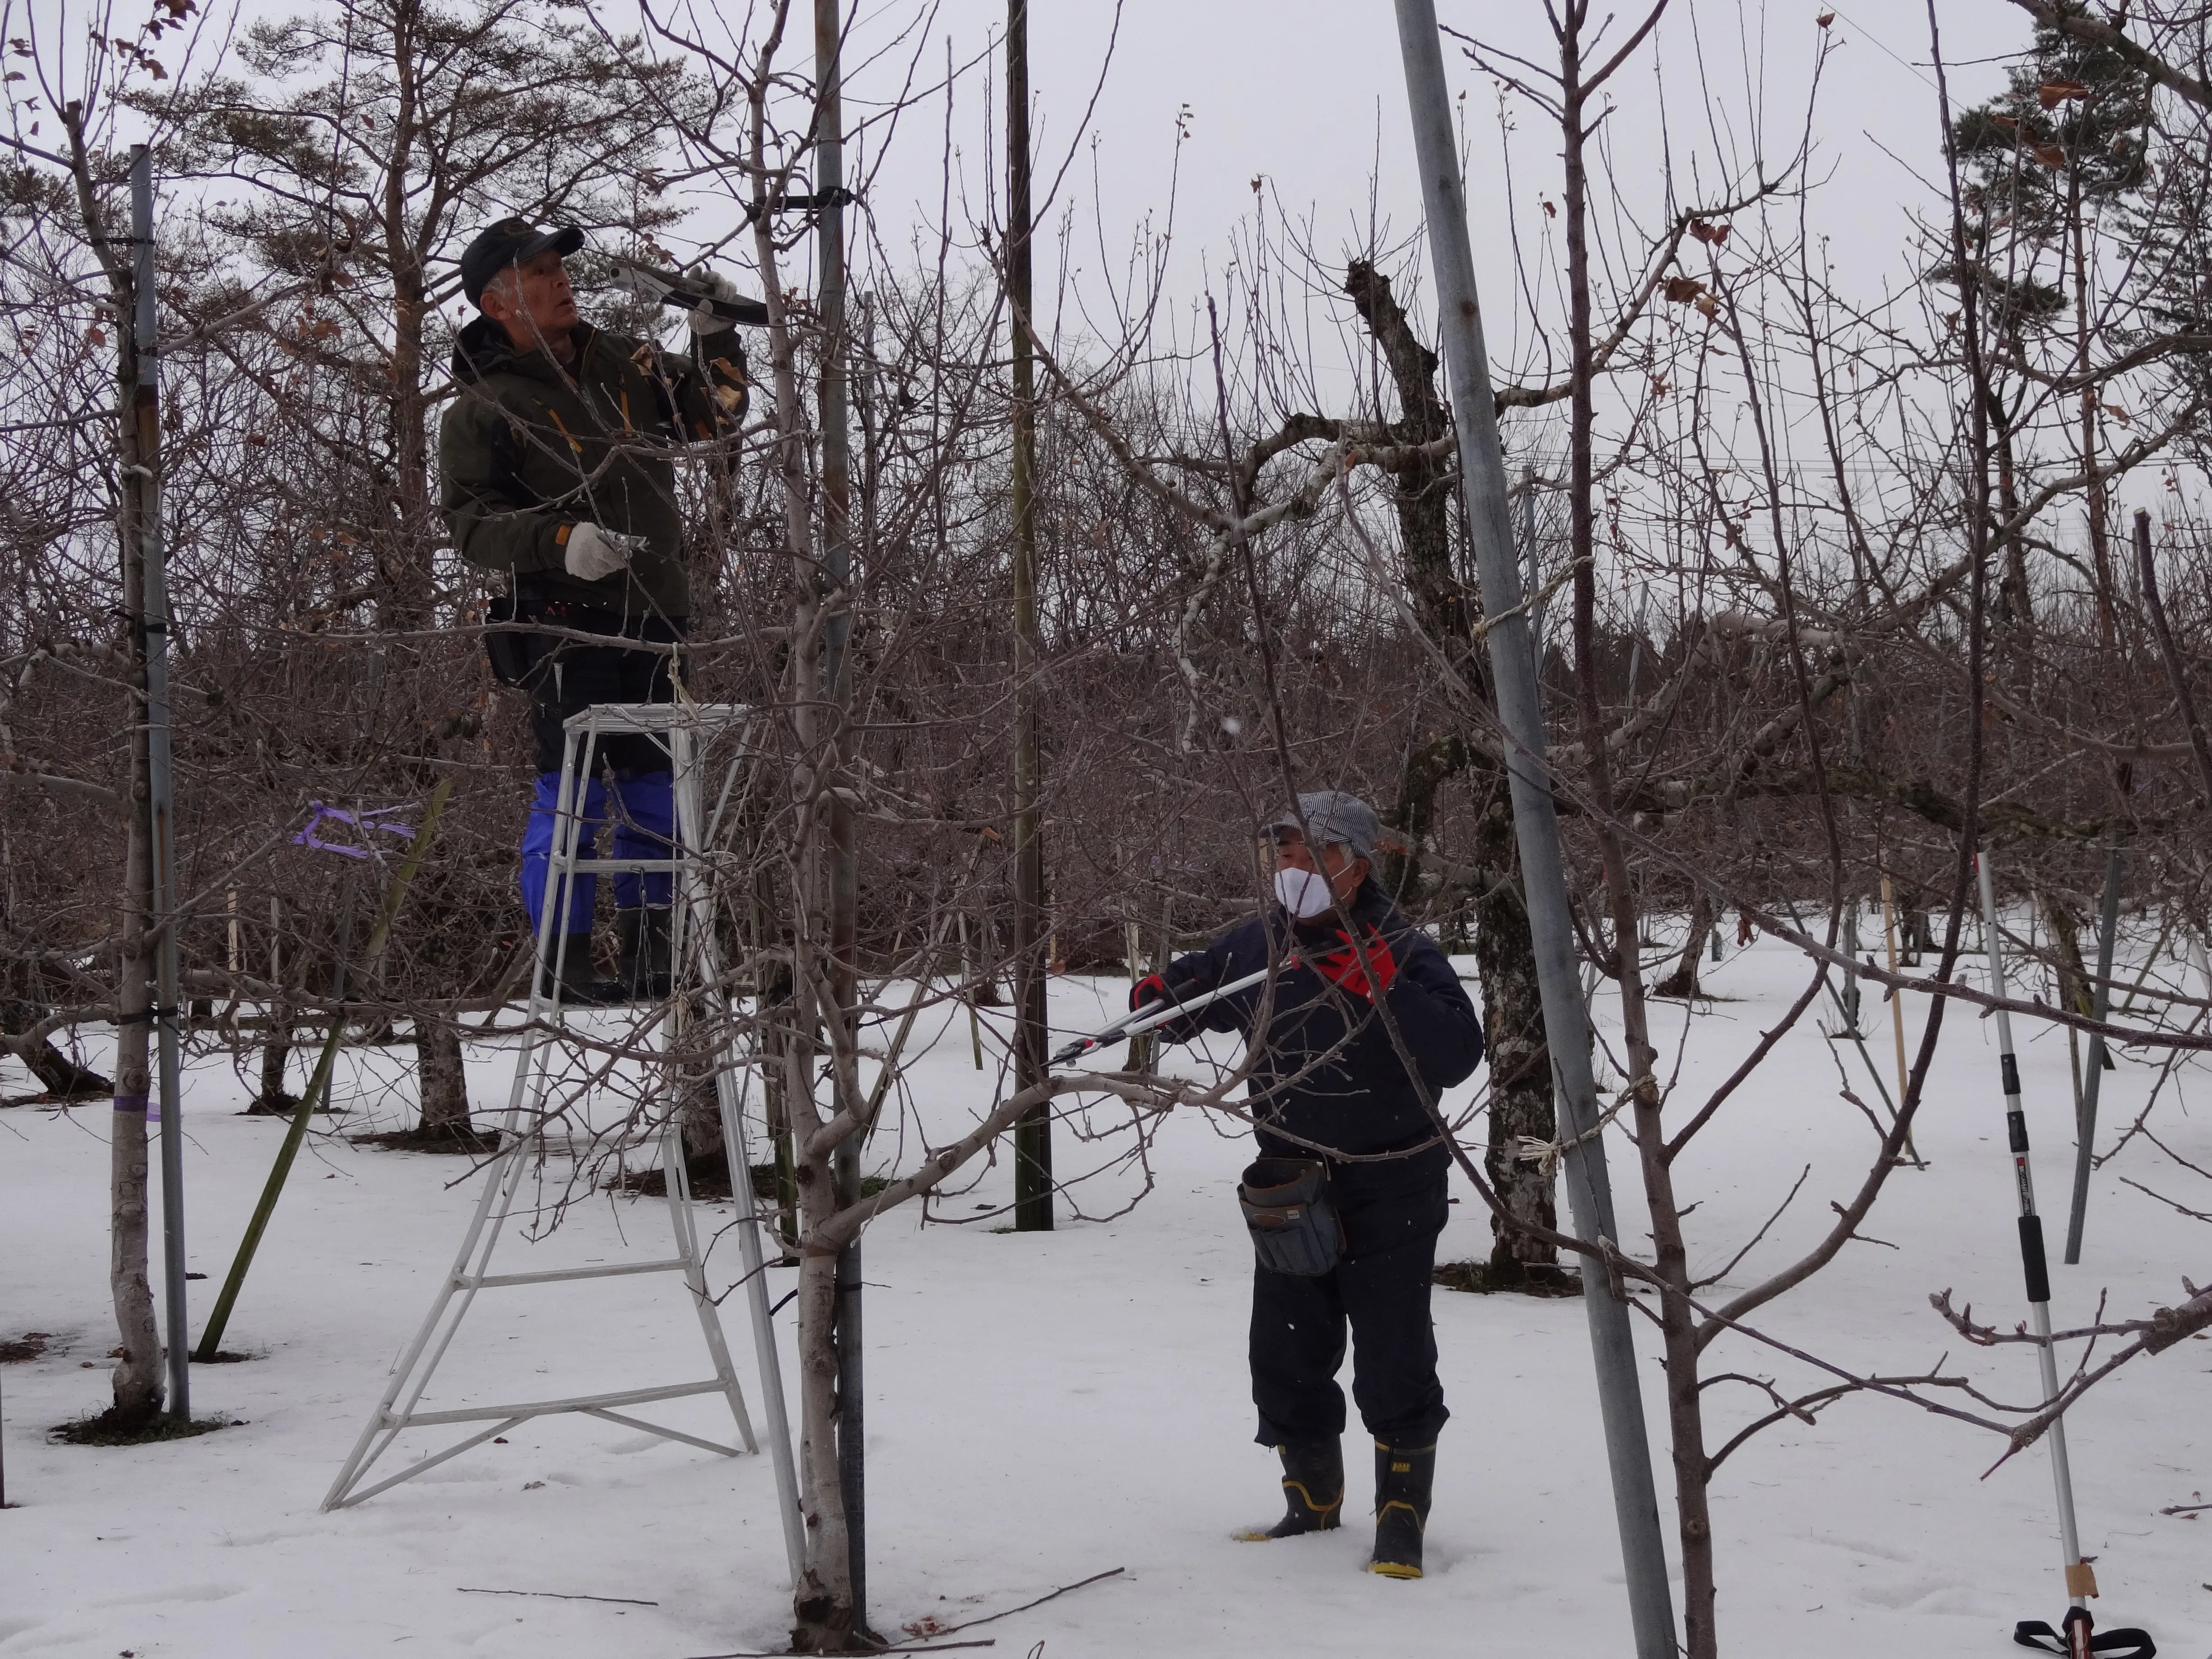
[1156,880,1485,1174]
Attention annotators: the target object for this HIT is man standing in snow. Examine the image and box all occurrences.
[441,218,749,1002]
[1133,790,1484,1579]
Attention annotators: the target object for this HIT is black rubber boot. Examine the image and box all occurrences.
[1239,1439,1344,1540]
[1369,1439,1437,1579]
[617,907,674,1001]
[551,933,621,1008]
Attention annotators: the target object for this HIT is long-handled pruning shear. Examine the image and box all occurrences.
[607,257,771,328]
[1046,965,1277,1070]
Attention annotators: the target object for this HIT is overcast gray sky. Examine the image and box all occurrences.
[824,0,2026,374]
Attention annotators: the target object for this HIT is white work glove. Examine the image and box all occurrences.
[563,521,645,582]
[681,265,740,336]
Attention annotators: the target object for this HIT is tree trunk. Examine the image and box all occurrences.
[1468,763,1559,1272]
[110,445,163,1424]
[1344,258,1556,1272]
[375,0,435,633]
[753,8,861,1633]
[2035,883,2092,1114]
[0,1005,111,1098]
[256,1010,295,1112]
[1559,10,1713,1651]
[791,1140,853,1651]
[104,144,165,1425]
[24,1036,112,1097]
[757,924,801,1253]
[1654,889,1713,1000]
[2070,159,2118,650]
[413,1018,470,1134]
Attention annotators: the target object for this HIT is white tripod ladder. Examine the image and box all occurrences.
[323,703,805,1583]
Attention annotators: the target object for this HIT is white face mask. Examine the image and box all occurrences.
[1274,865,1336,920]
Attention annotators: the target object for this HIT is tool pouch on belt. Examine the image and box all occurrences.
[1238,1157,1346,1277]
[482,591,533,689]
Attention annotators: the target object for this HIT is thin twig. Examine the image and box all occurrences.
[928,1566,1127,1636]
[457,1586,659,1607]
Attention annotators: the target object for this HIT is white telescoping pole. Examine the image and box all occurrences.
[1975,855,2094,1612]
[1388,7,1675,1653]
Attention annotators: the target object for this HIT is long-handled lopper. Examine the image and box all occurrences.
[1977,855,2156,1659]
[1046,966,1276,1069]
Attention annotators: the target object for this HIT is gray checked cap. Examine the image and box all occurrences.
[1262,790,1380,861]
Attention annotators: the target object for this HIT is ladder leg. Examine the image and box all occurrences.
[675,724,808,1585]
[534,728,592,1014]
[329,708,796,1533]
[664,1118,759,1452]
[323,1127,538,1509]
[330,728,587,1510]
[656,724,756,1449]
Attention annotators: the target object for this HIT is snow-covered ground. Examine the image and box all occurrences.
[3,932,2209,1657]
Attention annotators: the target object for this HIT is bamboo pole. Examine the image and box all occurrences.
[193,781,452,1360]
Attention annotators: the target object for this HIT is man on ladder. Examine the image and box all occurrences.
[442,217,750,1002]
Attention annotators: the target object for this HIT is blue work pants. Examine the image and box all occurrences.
[520,769,675,936]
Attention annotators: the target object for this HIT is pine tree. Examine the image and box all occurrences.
[1936,26,2153,639]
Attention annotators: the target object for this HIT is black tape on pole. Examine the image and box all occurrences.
[2000,1053,2022,1098]
[2008,1109,2031,1153]
[2019,1214,2053,1305]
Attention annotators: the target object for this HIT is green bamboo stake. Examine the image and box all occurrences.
[194,779,452,1361]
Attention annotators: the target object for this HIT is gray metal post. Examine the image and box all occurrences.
[1520,470,1543,661]
[813,0,867,1629]
[2063,845,2122,1264]
[132,148,190,1421]
[1389,8,1676,1654]
[1842,902,1863,1034]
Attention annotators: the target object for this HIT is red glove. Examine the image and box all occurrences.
[1311,927,1397,1000]
[1130,972,1171,1012]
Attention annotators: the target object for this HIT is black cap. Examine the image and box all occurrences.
[459,217,585,305]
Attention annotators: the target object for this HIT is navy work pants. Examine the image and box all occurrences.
[1250,1153,1450,1448]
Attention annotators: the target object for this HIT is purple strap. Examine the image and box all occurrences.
[293,800,419,859]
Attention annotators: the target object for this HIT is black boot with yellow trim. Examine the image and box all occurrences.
[1368,1439,1437,1579]
[1237,1438,1344,1540]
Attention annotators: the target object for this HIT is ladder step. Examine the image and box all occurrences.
[459,1258,692,1290]
[386,1378,729,1429]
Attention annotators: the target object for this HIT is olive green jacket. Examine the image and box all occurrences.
[439,315,749,620]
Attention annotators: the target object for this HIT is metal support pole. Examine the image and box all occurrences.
[2063,845,2122,1264]
[131,148,190,1422]
[1879,875,1922,1166]
[1842,901,1863,1035]
[1520,469,1542,662]
[1388,9,1675,1653]
[813,0,867,1630]
[1976,856,2094,1610]
[1008,0,1053,1230]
